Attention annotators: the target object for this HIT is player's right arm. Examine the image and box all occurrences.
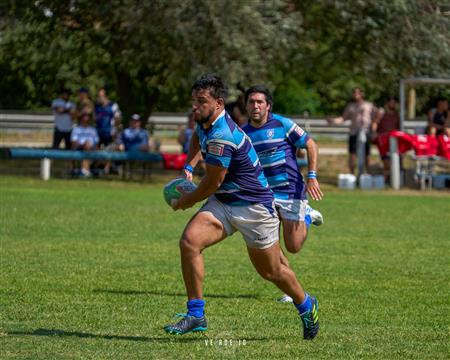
[183,131,202,181]
[173,163,227,211]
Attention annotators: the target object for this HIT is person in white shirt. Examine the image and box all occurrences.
[328,87,378,174]
[71,112,99,177]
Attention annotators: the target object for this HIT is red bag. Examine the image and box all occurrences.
[161,153,188,170]
[437,135,450,160]
[411,135,438,157]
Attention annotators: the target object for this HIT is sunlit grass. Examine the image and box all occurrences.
[1,176,449,359]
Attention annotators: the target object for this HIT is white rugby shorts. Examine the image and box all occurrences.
[275,198,308,222]
[199,196,279,249]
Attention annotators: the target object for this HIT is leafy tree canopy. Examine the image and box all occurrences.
[1,0,448,117]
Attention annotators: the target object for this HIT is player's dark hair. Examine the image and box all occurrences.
[245,85,273,107]
[192,74,228,102]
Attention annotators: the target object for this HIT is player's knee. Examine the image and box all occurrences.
[179,235,201,254]
[179,236,193,252]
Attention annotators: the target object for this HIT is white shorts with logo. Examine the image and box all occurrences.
[199,196,279,249]
[275,198,308,222]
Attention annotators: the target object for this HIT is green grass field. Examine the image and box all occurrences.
[1,176,449,359]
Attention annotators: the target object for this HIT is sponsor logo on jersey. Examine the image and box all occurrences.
[294,126,304,136]
[212,131,224,139]
[208,143,225,156]
[267,129,274,139]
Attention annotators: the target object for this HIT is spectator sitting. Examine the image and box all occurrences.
[71,112,99,177]
[117,114,150,152]
[177,111,195,154]
[371,96,400,181]
[427,97,450,136]
[51,88,75,149]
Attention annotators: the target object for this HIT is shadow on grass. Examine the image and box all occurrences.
[8,328,198,343]
[93,288,260,300]
[8,328,282,342]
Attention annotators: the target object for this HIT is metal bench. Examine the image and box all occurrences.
[8,147,163,180]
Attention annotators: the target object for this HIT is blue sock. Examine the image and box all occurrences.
[187,299,205,318]
[304,214,312,229]
[294,293,312,314]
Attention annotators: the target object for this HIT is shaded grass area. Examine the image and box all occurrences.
[1,177,449,359]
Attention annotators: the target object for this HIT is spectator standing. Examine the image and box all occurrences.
[177,111,196,154]
[328,87,378,174]
[71,112,99,177]
[94,88,121,147]
[117,114,150,152]
[75,87,95,121]
[371,96,400,180]
[51,88,75,149]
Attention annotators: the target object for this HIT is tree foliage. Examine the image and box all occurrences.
[282,0,450,113]
[1,0,449,117]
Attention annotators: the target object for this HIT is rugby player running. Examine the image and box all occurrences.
[242,85,323,303]
[164,74,319,340]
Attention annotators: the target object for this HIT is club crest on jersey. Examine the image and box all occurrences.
[267,129,275,139]
[208,142,224,156]
[294,126,304,136]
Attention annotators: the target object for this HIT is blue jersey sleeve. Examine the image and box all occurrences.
[278,116,310,148]
[205,140,233,168]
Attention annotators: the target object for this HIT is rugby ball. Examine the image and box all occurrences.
[163,178,197,207]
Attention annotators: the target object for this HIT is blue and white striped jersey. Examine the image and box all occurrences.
[70,125,99,146]
[196,110,274,207]
[242,113,310,200]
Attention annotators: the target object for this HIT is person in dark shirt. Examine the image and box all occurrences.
[371,96,401,180]
[428,97,450,136]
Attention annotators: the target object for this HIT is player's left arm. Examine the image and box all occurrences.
[173,164,227,210]
[305,137,323,201]
[282,117,324,201]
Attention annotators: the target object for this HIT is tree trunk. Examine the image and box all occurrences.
[116,70,135,125]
